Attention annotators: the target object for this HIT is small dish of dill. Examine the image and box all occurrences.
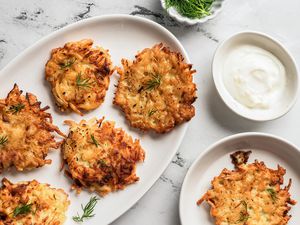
[161,0,225,25]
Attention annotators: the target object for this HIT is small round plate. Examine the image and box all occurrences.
[179,132,300,225]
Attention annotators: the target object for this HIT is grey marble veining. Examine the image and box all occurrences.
[1,0,300,224]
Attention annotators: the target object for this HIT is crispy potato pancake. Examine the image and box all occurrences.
[62,118,145,196]
[0,178,69,225]
[0,84,64,173]
[114,43,197,133]
[45,39,114,115]
[197,151,296,225]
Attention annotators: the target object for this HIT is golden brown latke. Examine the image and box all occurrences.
[62,117,145,196]
[197,151,296,225]
[0,84,64,173]
[0,178,69,225]
[45,39,114,115]
[114,43,197,133]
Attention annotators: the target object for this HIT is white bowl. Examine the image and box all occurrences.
[160,0,225,25]
[212,31,299,121]
[180,132,300,225]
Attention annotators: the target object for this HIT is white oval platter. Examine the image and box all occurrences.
[0,14,191,225]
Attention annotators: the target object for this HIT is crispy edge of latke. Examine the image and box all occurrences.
[113,43,197,133]
[230,150,252,167]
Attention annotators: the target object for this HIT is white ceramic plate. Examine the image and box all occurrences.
[0,15,191,224]
[180,133,300,225]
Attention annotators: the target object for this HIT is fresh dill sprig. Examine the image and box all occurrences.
[91,135,99,147]
[148,109,157,117]
[9,103,25,114]
[266,188,278,202]
[238,212,249,223]
[76,73,93,89]
[165,0,214,19]
[73,196,99,222]
[13,203,32,217]
[237,200,249,223]
[0,135,8,146]
[145,74,161,91]
[60,58,75,69]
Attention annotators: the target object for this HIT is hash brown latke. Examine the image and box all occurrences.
[62,118,145,196]
[0,84,64,173]
[0,178,69,225]
[197,151,296,225]
[45,39,114,115]
[114,43,197,133]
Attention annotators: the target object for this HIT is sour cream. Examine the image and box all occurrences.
[223,45,286,109]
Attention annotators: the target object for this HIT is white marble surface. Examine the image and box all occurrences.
[1,0,300,224]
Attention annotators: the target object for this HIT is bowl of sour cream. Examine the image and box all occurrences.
[212,31,299,121]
